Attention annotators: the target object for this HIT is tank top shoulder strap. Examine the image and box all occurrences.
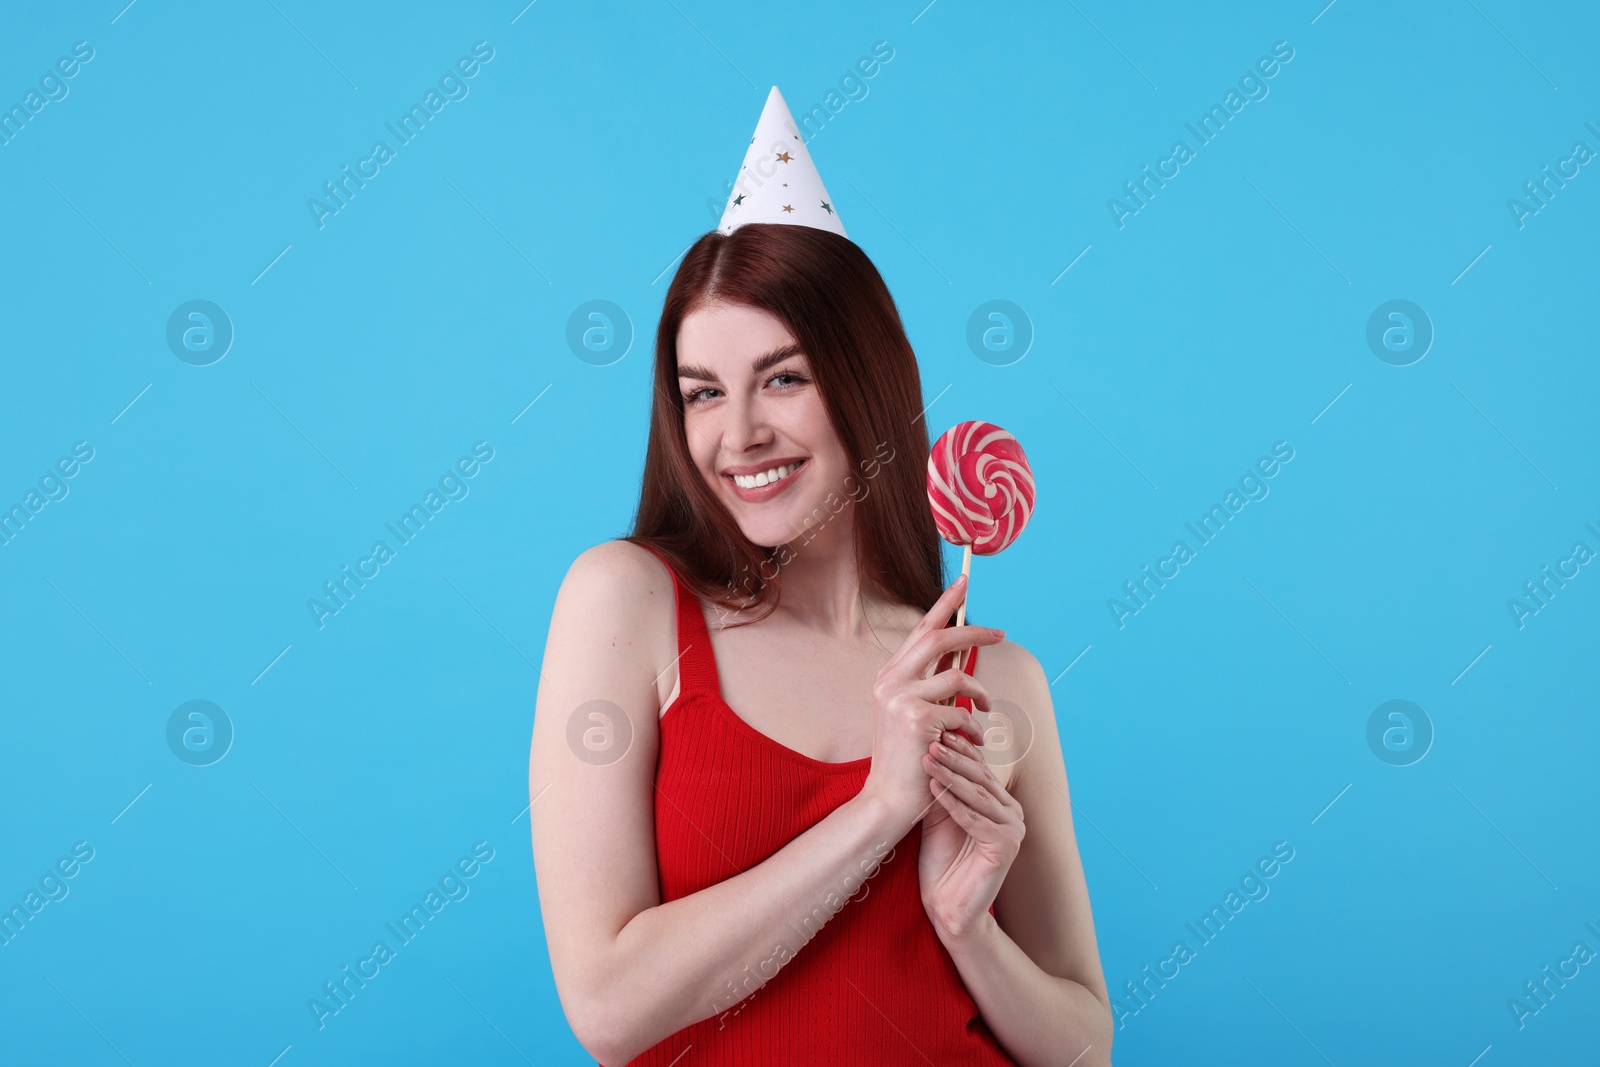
[631,541,722,699]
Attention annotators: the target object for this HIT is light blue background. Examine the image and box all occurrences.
[2,1,1596,1064]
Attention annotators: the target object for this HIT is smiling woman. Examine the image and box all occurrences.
[632,222,944,621]
[529,93,1111,1066]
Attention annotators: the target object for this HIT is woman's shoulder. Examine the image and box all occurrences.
[562,538,681,595]
[565,537,669,583]
[552,540,679,707]
[550,541,674,636]
[971,636,1060,791]
[973,636,1053,715]
[557,539,676,621]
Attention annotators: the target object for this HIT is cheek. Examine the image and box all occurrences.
[695,453,719,489]
[682,418,715,470]
[815,436,852,479]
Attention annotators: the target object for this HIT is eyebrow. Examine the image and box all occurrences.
[677,342,806,383]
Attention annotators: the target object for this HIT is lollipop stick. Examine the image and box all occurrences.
[953,543,972,673]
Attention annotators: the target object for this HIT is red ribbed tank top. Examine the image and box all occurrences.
[621,545,1017,1066]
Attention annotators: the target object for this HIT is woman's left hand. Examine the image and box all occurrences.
[917,729,1025,942]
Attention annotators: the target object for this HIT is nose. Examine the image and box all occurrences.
[724,390,773,456]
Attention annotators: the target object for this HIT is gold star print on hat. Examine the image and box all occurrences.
[717,86,847,239]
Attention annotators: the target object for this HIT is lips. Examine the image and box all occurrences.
[721,455,809,477]
[724,457,808,503]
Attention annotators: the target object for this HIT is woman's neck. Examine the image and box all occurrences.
[766,506,907,641]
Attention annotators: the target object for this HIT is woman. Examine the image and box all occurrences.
[529,222,1112,1065]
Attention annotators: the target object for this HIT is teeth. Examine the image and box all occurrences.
[733,462,800,489]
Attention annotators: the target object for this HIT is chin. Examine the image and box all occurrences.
[737,516,803,551]
[706,463,843,550]
[761,500,830,548]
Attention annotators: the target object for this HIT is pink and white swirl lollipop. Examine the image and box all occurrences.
[927,421,1035,667]
[927,420,1036,556]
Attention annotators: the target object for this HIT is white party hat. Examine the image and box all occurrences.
[717,86,847,239]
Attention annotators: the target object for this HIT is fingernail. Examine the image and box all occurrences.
[991,628,1005,637]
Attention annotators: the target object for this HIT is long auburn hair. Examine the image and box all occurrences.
[624,222,949,626]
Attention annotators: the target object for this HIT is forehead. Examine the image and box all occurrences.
[676,302,798,370]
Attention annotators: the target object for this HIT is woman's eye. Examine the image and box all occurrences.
[683,373,806,406]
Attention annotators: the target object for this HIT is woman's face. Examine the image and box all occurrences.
[676,301,854,552]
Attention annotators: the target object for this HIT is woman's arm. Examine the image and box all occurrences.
[529,541,921,1065]
[933,643,1114,1067]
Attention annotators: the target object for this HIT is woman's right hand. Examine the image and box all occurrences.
[860,574,1005,829]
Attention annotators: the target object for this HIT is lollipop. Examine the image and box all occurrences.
[928,421,1036,556]
[927,420,1036,670]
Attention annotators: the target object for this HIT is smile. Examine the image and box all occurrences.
[724,458,807,501]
